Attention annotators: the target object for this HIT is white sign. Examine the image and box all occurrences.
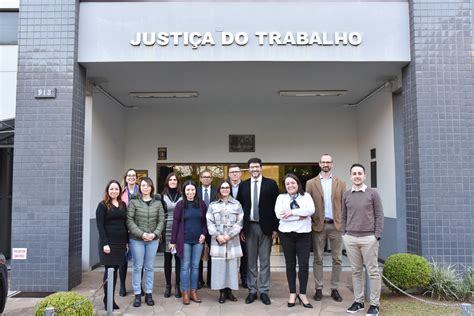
[130,31,362,49]
[12,248,27,260]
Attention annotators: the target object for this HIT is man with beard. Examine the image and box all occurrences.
[237,158,279,305]
[306,154,346,302]
[342,163,384,316]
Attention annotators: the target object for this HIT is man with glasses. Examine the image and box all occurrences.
[197,169,217,288]
[306,154,346,302]
[228,164,248,288]
[237,158,279,305]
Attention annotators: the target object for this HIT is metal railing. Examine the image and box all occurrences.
[44,268,112,316]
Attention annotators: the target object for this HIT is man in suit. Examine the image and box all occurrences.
[197,169,217,288]
[237,158,279,305]
[306,154,346,302]
[228,164,248,288]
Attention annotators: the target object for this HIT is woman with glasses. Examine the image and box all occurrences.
[169,180,208,305]
[206,179,244,304]
[121,168,139,206]
[96,180,128,310]
[127,177,165,307]
[118,168,140,297]
[275,174,315,308]
[161,172,183,298]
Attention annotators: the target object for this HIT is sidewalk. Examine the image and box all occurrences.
[5,270,357,316]
[4,254,364,315]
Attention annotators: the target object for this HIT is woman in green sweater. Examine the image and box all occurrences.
[126,177,165,308]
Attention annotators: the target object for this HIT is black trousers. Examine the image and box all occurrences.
[199,235,212,285]
[279,231,311,294]
[239,239,248,284]
[164,252,181,286]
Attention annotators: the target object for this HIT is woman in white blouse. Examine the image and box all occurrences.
[275,173,315,308]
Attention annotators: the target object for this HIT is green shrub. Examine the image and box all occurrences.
[35,292,93,316]
[459,267,474,302]
[465,267,474,292]
[382,253,431,292]
[424,262,460,301]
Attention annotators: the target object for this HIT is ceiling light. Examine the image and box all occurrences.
[129,91,198,98]
[279,90,347,97]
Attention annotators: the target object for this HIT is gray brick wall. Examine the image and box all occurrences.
[11,0,85,291]
[401,0,474,267]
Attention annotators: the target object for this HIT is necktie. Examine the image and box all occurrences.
[253,180,259,221]
[204,188,210,207]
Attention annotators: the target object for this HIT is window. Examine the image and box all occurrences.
[0,12,19,45]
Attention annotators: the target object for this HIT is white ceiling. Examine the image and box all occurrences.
[83,61,407,109]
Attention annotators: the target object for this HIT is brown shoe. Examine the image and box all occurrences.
[331,289,343,302]
[313,289,323,301]
[182,290,190,305]
[190,289,202,303]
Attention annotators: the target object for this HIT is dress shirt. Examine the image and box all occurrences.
[351,184,367,192]
[320,174,333,219]
[274,193,315,233]
[231,182,240,199]
[250,175,262,221]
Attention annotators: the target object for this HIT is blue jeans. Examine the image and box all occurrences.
[129,238,159,295]
[180,243,203,291]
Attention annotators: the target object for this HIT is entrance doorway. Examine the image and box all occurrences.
[156,162,321,254]
[0,147,13,259]
[156,163,321,193]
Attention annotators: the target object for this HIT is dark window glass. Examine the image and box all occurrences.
[0,12,19,45]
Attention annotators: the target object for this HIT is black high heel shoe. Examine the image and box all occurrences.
[287,294,297,307]
[297,295,313,309]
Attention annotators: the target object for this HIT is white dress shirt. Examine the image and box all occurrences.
[250,175,262,221]
[320,174,333,219]
[274,193,315,233]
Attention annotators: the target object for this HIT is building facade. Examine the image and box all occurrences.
[2,0,473,292]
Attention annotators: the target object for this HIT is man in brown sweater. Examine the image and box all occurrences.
[342,163,384,316]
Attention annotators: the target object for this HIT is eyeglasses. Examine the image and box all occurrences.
[229,171,241,174]
[220,187,231,190]
[201,176,212,179]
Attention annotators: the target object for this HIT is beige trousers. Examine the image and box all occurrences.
[342,234,381,306]
[312,224,343,289]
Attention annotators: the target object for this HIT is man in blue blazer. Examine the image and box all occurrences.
[237,158,279,305]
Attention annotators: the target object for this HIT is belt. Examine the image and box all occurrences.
[324,219,334,224]
[250,221,260,223]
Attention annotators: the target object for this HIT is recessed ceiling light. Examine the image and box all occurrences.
[279,90,347,97]
[129,91,198,98]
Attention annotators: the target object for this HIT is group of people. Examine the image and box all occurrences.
[96,155,384,316]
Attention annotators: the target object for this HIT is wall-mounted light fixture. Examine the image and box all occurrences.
[279,90,347,97]
[129,91,198,98]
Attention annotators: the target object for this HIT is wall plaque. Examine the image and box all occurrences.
[158,147,167,160]
[229,135,255,152]
[34,88,57,99]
